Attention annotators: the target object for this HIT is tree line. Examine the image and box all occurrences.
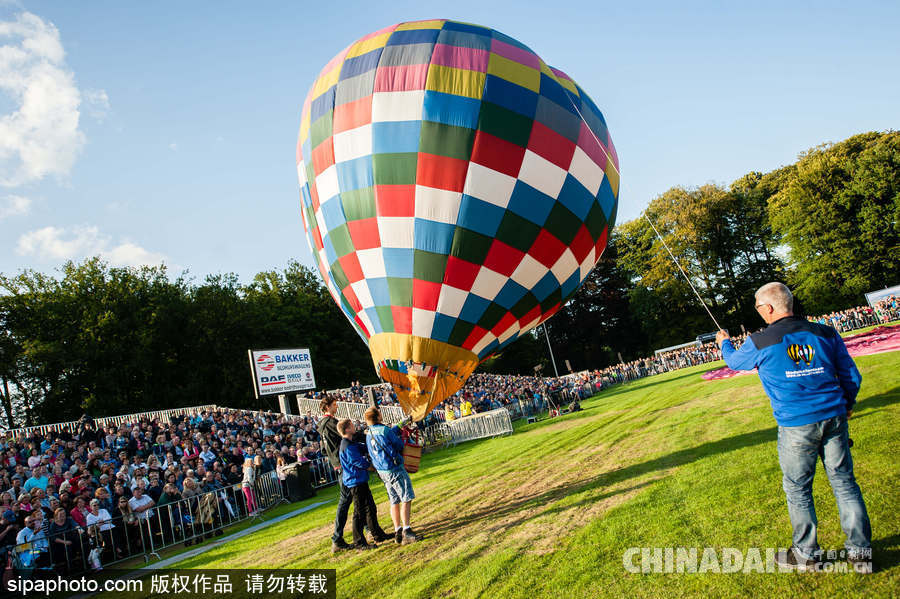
[0,260,375,428]
[2,131,897,426]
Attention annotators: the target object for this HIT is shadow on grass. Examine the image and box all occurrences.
[874,533,900,572]
[856,386,900,413]
[845,385,900,427]
[418,426,779,538]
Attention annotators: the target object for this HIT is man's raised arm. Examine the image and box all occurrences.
[716,330,760,371]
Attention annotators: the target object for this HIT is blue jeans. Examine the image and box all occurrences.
[777,415,871,559]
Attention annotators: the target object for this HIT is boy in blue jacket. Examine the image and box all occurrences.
[337,419,390,550]
[717,282,871,572]
[364,407,419,545]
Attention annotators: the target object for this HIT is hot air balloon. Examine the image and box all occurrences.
[296,19,619,421]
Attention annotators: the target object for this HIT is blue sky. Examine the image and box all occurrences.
[1,0,898,282]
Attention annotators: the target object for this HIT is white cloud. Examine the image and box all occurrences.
[0,193,29,218]
[0,11,106,186]
[169,142,177,151]
[16,225,167,267]
[16,225,104,259]
[102,241,167,268]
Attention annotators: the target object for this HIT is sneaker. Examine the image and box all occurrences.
[847,553,873,574]
[373,531,393,543]
[395,529,403,545]
[401,528,419,545]
[774,547,817,571]
[355,542,375,551]
[331,539,352,554]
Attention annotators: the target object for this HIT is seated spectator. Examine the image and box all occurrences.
[70,497,89,528]
[16,516,50,567]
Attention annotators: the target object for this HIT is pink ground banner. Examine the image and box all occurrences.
[701,323,900,381]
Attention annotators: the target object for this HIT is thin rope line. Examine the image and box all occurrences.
[643,214,723,331]
[563,82,722,331]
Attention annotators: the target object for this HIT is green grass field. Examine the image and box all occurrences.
[170,349,898,598]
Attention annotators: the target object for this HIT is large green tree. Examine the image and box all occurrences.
[769,131,900,312]
[616,180,784,349]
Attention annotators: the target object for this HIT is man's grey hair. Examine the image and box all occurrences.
[755,282,793,313]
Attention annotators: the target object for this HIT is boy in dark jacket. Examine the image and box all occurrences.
[337,419,390,550]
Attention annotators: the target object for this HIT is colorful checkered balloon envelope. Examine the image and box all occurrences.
[296,19,619,421]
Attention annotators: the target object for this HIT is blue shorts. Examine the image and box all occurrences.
[377,468,415,504]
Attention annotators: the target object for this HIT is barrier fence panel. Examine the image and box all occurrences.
[7,470,286,577]
[5,404,220,438]
[295,398,406,425]
[424,409,513,448]
[308,456,339,488]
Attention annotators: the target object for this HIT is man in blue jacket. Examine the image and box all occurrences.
[337,419,390,550]
[364,407,419,545]
[716,282,872,572]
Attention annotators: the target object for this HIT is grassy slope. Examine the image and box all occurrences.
[173,351,899,599]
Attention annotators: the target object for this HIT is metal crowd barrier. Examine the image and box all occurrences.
[501,396,540,421]
[308,457,340,488]
[5,470,285,577]
[4,405,220,438]
[424,408,513,448]
[295,398,406,425]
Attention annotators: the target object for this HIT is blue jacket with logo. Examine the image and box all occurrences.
[338,438,370,488]
[721,316,861,426]
[365,424,405,474]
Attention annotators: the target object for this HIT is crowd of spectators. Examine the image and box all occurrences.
[811,295,898,333]
[314,381,399,406]
[0,408,330,574]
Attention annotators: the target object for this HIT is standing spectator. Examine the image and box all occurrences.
[317,397,353,553]
[337,418,390,550]
[364,408,419,545]
[48,508,85,572]
[241,457,257,515]
[717,282,871,571]
[16,516,50,567]
[275,456,289,498]
[460,398,473,418]
[86,498,119,560]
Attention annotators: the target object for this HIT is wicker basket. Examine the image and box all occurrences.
[402,443,422,473]
[401,426,423,473]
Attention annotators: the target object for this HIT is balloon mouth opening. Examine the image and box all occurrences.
[376,359,469,396]
[368,333,480,421]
